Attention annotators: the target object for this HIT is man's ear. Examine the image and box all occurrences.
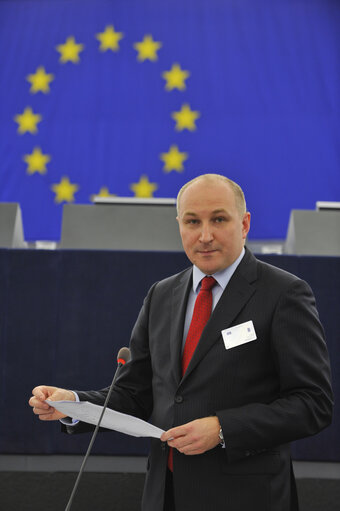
[242,212,251,239]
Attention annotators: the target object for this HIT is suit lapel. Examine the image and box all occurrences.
[169,268,192,385]
[181,249,258,383]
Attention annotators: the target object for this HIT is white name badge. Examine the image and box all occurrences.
[222,320,257,350]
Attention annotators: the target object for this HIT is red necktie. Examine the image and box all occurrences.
[168,276,217,471]
[181,276,217,375]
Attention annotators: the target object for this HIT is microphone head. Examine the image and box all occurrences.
[117,347,131,365]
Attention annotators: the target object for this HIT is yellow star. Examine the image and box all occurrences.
[96,25,124,52]
[160,145,188,173]
[96,186,117,197]
[130,175,158,198]
[90,187,117,202]
[56,36,84,64]
[162,63,190,91]
[133,34,162,62]
[14,107,42,134]
[51,176,79,203]
[26,66,54,94]
[171,103,200,131]
[23,147,51,174]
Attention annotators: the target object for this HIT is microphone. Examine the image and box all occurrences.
[115,347,131,381]
[65,347,131,511]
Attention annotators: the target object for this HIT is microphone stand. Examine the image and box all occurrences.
[64,347,130,511]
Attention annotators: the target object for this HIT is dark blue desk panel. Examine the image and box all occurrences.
[0,249,338,460]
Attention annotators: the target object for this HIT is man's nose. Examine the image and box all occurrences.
[199,224,213,243]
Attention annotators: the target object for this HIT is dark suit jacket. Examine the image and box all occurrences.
[75,249,333,511]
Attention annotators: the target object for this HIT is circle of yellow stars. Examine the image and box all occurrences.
[14,24,201,203]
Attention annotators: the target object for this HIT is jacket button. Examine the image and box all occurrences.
[175,395,183,403]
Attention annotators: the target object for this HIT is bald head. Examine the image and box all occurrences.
[177,174,247,218]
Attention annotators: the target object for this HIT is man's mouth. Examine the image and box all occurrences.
[198,249,217,254]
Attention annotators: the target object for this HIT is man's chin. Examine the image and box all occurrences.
[194,256,221,275]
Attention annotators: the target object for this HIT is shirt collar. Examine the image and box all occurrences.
[192,247,245,293]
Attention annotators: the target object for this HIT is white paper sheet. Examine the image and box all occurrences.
[46,400,164,439]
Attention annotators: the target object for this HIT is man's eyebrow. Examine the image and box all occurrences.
[212,209,228,214]
[182,211,198,217]
[182,209,229,216]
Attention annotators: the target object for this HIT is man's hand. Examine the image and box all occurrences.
[161,416,220,455]
[28,385,75,421]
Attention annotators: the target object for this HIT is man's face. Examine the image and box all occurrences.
[177,179,250,274]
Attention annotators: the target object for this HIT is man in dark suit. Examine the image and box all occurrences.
[29,174,333,511]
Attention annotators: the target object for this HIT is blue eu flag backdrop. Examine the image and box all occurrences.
[0,0,339,241]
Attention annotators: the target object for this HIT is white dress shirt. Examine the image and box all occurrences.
[182,248,245,350]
